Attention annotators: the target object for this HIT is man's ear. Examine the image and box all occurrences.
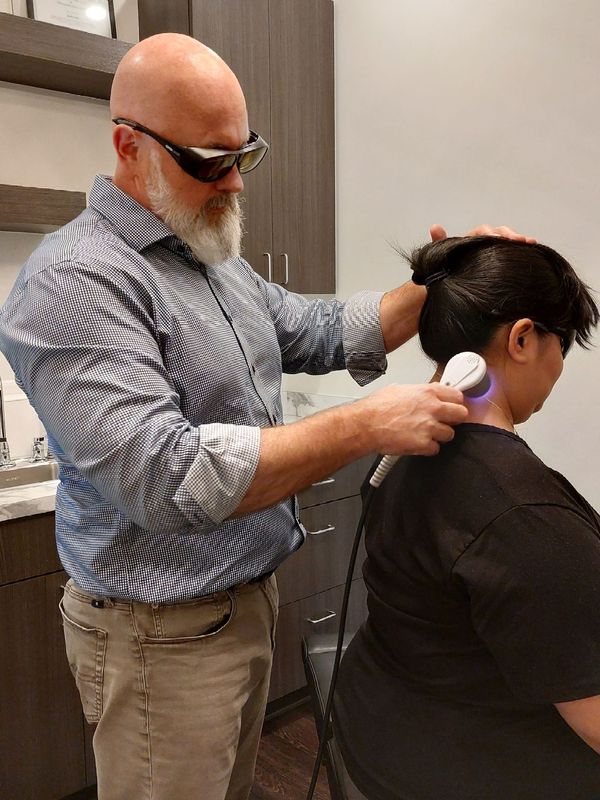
[113,125,140,163]
[507,319,536,363]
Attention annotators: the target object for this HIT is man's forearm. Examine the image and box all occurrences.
[233,381,468,518]
[233,403,370,517]
[379,281,426,353]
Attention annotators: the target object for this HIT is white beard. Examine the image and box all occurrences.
[145,150,244,267]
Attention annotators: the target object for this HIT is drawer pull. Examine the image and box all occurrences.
[306,610,337,624]
[311,477,335,487]
[307,524,336,536]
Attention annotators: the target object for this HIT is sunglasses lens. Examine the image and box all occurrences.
[238,146,268,174]
[194,154,237,182]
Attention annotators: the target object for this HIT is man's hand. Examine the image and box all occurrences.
[234,381,468,517]
[356,382,468,457]
[429,223,537,244]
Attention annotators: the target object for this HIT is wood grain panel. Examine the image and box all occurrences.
[0,512,60,585]
[0,183,86,233]
[138,0,191,38]
[269,0,335,293]
[0,12,131,99]
[269,578,367,701]
[0,572,86,799]
[277,495,366,606]
[191,0,273,279]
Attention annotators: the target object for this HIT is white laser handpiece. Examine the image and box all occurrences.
[369,352,488,488]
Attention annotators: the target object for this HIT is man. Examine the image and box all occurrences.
[0,33,531,800]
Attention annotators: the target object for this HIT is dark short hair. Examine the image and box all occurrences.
[402,236,599,363]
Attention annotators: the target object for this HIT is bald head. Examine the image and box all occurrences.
[110,33,248,145]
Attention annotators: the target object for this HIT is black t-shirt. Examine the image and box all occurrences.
[334,424,600,800]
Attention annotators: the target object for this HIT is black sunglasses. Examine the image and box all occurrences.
[112,118,269,183]
[534,322,574,358]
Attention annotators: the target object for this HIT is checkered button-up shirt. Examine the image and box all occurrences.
[0,175,387,603]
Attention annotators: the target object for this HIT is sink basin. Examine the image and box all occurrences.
[0,460,59,490]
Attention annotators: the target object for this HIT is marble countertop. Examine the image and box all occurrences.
[0,391,356,524]
[0,479,59,523]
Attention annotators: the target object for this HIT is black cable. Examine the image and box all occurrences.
[305,479,378,800]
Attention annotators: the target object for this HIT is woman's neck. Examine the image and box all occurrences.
[430,366,516,434]
[464,394,516,434]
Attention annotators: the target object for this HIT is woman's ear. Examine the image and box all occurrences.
[507,319,536,363]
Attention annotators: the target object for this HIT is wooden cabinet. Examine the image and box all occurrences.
[268,0,335,294]
[269,456,371,703]
[268,579,367,701]
[277,495,365,606]
[187,0,274,284]
[0,515,87,800]
[138,0,336,294]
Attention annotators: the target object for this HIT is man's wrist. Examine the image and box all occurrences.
[380,281,426,353]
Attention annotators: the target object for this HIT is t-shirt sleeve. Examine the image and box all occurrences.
[452,503,600,704]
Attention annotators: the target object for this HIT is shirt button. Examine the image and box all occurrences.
[251,364,257,374]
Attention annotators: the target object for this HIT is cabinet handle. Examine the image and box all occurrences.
[281,253,289,285]
[306,524,336,536]
[311,477,335,487]
[263,252,272,282]
[306,610,337,624]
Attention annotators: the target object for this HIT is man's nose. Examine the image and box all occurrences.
[216,164,244,193]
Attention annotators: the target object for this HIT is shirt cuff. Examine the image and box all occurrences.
[174,423,261,529]
[342,290,388,386]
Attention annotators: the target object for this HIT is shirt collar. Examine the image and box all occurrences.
[88,174,176,253]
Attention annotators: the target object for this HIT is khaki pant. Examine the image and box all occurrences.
[60,574,279,800]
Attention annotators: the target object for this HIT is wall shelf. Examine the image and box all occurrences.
[0,183,86,233]
[0,12,131,100]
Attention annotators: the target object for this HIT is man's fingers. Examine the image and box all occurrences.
[437,401,469,425]
[463,223,537,243]
[430,383,464,405]
[429,224,447,241]
[431,425,454,443]
[431,223,537,243]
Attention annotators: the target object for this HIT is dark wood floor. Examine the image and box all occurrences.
[63,702,330,800]
[251,703,330,800]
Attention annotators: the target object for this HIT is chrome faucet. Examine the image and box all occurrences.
[31,436,48,463]
[0,374,15,468]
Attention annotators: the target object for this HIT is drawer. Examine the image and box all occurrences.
[297,455,374,509]
[0,513,60,585]
[276,494,366,606]
[268,578,368,702]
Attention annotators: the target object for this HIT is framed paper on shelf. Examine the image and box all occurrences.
[26,0,117,38]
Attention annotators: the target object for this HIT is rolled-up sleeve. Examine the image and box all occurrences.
[254,267,387,386]
[174,423,260,526]
[0,261,260,535]
[342,289,388,386]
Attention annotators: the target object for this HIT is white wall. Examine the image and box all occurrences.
[283,0,600,508]
[0,2,138,458]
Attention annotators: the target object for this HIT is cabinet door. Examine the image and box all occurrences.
[276,495,366,606]
[190,0,274,280]
[298,455,373,509]
[0,512,60,585]
[269,578,367,701]
[269,0,335,294]
[0,571,86,800]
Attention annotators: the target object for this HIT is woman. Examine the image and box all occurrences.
[334,236,600,800]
